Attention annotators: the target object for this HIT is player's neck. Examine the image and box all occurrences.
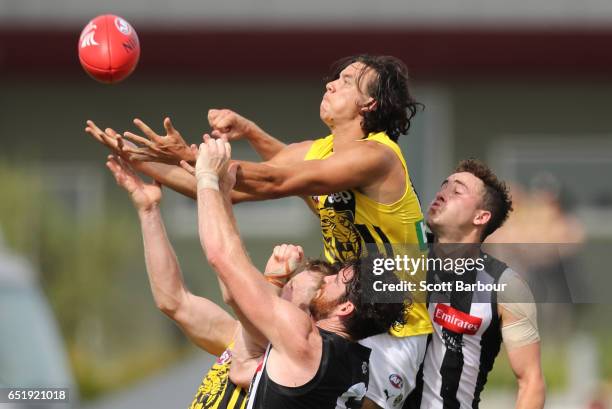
[330,121,367,147]
[434,228,482,245]
[316,319,351,340]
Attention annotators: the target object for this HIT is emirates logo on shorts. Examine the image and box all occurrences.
[434,304,482,335]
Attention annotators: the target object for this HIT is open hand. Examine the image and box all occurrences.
[121,117,196,164]
[106,155,162,211]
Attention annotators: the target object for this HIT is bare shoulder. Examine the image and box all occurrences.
[348,139,396,169]
[287,140,315,155]
[268,140,315,165]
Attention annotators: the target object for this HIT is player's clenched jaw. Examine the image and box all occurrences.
[319,62,377,130]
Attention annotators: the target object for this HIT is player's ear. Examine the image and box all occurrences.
[473,209,491,227]
[360,98,377,113]
[336,300,355,317]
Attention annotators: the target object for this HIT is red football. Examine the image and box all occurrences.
[78,14,140,84]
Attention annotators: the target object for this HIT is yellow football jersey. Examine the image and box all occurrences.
[189,342,248,409]
[304,132,432,337]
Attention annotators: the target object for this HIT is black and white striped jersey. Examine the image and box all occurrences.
[405,255,509,409]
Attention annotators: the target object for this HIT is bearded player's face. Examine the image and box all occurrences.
[309,267,353,321]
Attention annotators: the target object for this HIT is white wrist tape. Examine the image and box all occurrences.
[197,172,219,191]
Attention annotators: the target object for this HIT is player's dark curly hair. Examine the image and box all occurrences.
[335,255,408,341]
[455,159,513,240]
[327,55,423,142]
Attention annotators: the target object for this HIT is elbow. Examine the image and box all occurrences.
[206,247,227,272]
[156,298,181,320]
[205,247,233,283]
[518,372,546,406]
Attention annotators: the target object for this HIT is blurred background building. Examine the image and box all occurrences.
[1,0,611,408]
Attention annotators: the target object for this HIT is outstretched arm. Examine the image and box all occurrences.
[106,155,237,356]
[208,109,286,161]
[85,120,264,203]
[113,110,285,164]
[194,137,318,362]
[233,141,393,198]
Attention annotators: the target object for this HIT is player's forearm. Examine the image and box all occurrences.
[197,185,279,333]
[134,160,273,204]
[233,160,287,199]
[515,373,545,409]
[138,207,189,317]
[244,122,287,161]
[133,161,197,199]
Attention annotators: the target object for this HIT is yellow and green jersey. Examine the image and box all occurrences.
[305,132,433,337]
[189,342,248,409]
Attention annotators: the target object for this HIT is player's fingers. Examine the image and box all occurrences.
[100,131,119,149]
[179,160,195,175]
[214,137,225,157]
[133,118,161,142]
[117,155,135,173]
[273,246,282,260]
[163,117,177,136]
[106,161,122,183]
[105,127,120,137]
[116,135,126,152]
[198,142,208,158]
[225,141,232,159]
[106,155,120,172]
[126,152,150,162]
[118,144,144,155]
[207,109,219,126]
[280,244,289,260]
[85,127,104,144]
[86,120,106,138]
[123,131,153,147]
[215,115,233,132]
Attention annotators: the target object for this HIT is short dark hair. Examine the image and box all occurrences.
[327,55,423,142]
[455,159,513,240]
[336,256,407,341]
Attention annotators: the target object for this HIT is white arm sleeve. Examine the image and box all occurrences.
[498,269,540,350]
